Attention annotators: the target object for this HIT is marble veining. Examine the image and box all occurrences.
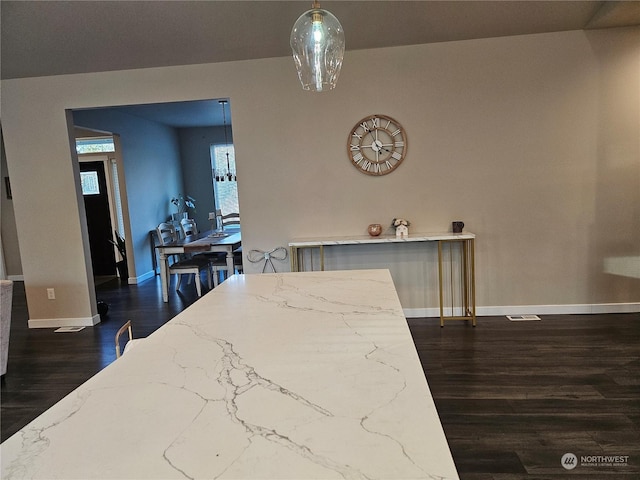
[1,270,459,479]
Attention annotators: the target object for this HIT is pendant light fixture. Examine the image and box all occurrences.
[290,0,345,92]
[215,100,235,183]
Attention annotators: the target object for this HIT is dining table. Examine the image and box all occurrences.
[156,228,241,302]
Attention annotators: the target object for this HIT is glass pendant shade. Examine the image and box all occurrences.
[290,4,345,92]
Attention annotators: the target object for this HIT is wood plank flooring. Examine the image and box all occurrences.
[409,313,640,479]
[2,277,639,479]
[1,276,202,442]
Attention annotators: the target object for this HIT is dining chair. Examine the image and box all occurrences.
[178,218,230,287]
[115,320,144,358]
[208,247,243,284]
[233,246,244,274]
[215,212,242,273]
[156,222,212,296]
[180,217,198,237]
[221,212,240,227]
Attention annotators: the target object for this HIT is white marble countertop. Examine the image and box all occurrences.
[1,270,459,480]
[289,232,475,247]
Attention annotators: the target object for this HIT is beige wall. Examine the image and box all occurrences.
[1,28,638,324]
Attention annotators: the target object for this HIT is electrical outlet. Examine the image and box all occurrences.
[47,288,56,300]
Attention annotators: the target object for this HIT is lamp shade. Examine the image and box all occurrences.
[290,5,345,92]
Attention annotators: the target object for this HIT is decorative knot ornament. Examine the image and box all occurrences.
[247,247,288,273]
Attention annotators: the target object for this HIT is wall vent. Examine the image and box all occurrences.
[507,315,541,321]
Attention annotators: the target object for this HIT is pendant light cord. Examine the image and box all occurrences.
[218,100,235,182]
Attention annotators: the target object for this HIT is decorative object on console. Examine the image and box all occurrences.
[290,0,345,92]
[348,114,407,176]
[452,221,464,234]
[367,223,382,237]
[392,218,410,238]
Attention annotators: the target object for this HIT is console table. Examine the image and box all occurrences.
[289,233,476,326]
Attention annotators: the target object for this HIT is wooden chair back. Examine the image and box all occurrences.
[221,212,240,227]
[115,320,133,358]
[156,222,211,296]
[156,222,178,246]
[180,218,198,237]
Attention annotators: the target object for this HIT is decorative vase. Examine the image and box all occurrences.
[368,224,383,236]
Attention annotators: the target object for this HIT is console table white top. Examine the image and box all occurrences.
[1,270,459,480]
[289,231,475,247]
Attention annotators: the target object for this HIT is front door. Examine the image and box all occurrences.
[80,161,116,276]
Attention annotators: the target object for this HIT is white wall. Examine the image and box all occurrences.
[1,28,638,325]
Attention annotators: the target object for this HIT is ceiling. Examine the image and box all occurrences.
[2,1,638,127]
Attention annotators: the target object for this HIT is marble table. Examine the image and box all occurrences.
[289,233,476,326]
[1,270,459,480]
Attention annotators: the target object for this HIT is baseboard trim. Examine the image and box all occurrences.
[28,314,101,329]
[404,308,440,318]
[128,270,156,285]
[404,302,640,319]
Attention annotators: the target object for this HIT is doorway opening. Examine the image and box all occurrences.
[77,134,127,285]
[72,98,235,292]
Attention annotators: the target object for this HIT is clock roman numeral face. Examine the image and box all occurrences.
[347,114,407,176]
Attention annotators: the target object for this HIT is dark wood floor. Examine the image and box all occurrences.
[409,313,640,479]
[1,276,203,443]
[2,276,639,479]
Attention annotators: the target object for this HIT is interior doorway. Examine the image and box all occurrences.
[72,99,231,287]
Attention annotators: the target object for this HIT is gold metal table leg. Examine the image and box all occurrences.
[438,240,445,327]
[290,246,298,272]
[470,238,476,326]
[438,238,477,327]
[290,245,325,272]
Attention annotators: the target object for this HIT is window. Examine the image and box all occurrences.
[80,171,100,195]
[110,159,125,237]
[76,137,115,154]
[211,144,239,215]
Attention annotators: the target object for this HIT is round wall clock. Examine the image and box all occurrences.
[347,114,407,176]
